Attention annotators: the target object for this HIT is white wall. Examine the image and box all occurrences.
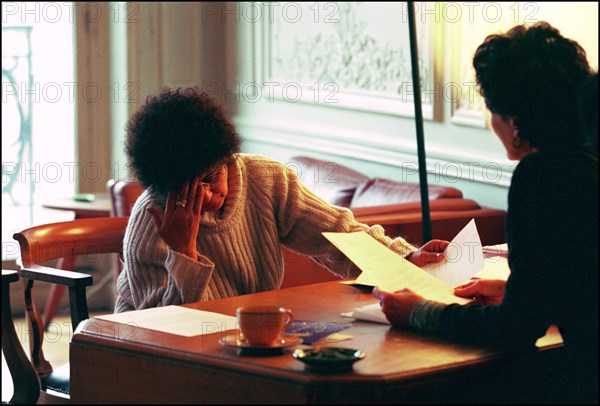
[222,2,598,211]
[117,2,598,211]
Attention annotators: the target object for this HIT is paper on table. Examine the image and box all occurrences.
[475,256,511,280]
[341,303,390,324]
[421,219,485,286]
[95,305,238,337]
[322,231,471,305]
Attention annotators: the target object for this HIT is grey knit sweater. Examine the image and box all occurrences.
[115,154,415,313]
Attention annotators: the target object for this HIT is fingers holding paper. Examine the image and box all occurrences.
[406,239,450,267]
[454,278,506,306]
[372,286,424,327]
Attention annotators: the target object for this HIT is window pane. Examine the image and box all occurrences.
[2,2,75,261]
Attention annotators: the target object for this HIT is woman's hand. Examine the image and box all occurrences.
[372,286,424,327]
[147,178,205,259]
[406,239,450,267]
[454,278,506,305]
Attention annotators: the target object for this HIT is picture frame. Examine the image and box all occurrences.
[251,2,442,120]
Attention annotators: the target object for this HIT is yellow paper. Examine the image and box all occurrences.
[322,231,471,305]
[324,222,514,325]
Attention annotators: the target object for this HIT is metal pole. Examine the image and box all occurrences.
[407,1,432,243]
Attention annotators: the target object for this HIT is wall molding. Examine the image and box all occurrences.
[235,116,514,188]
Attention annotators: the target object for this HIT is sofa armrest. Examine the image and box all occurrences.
[349,198,482,217]
[354,207,506,246]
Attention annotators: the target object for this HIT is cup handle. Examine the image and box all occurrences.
[283,310,293,328]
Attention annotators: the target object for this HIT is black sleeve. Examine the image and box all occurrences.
[435,154,584,349]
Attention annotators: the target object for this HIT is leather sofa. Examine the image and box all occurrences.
[288,156,506,244]
[287,156,463,208]
[281,156,507,288]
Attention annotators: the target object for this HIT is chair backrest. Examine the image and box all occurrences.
[107,178,145,217]
[107,179,145,278]
[14,217,129,267]
[12,217,129,398]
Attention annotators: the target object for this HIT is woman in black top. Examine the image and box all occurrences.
[373,22,598,404]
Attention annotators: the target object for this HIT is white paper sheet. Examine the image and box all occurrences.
[341,302,390,324]
[421,219,485,286]
[96,305,239,337]
[475,256,511,280]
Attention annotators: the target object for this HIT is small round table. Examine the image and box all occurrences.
[40,195,111,329]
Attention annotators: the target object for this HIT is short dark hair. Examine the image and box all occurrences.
[125,87,241,197]
[473,22,593,149]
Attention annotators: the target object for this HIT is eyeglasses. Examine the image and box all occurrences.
[200,165,227,188]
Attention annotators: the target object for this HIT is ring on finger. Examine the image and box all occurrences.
[176,198,187,208]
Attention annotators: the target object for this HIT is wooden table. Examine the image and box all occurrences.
[70,281,563,404]
[41,195,111,328]
[42,195,111,219]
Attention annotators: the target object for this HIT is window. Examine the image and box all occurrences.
[2,2,76,261]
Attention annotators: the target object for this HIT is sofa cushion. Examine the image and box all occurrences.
[289,156,369,207]
[349,178,463,208]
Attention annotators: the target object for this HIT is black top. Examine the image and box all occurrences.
[438,149,598,402]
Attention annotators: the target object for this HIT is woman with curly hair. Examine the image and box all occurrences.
[115,87,447,314]
[373,22,597,403]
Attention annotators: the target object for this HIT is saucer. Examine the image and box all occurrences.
[219,332,302,356]
[292,347,366,372]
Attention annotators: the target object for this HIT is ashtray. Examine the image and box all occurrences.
[292,347,366,372]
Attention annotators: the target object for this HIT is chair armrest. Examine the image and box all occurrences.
[19,265,93,330]
[2,270,41,404]
[3,269,19,283]
[19,264,93,288]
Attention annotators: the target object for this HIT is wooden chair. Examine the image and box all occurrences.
[11,217,129,402]
[2,270,40,405]
[106,179,144,279]
[106,179,145,218]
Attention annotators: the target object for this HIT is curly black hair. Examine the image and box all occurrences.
[473,21,594,150]
[125,87,241,197]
